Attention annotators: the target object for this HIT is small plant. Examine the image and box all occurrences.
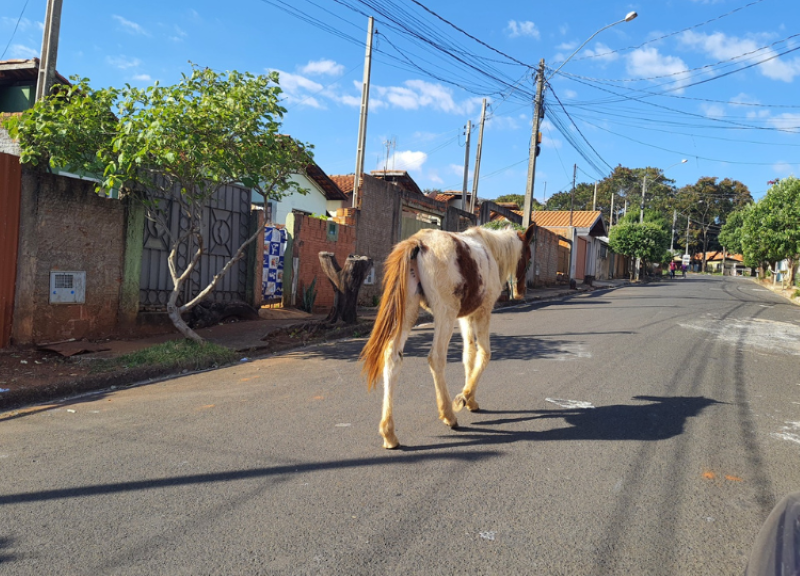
[371,294,380,307]
[300,277,317,313]
[793,289,800,299]
[91,340,236,374]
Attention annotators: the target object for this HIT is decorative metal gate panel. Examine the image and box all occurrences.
[140,184,251,309]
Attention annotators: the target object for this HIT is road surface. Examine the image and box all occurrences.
[2,275,800,575]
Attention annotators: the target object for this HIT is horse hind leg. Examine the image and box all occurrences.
[453,310,491,413]
[428,310,459,429]
[453,317,478,412]
[379,295,420,449]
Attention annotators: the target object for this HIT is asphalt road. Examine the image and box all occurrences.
[2,275,800,575]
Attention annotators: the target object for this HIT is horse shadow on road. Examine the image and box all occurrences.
[400,395,722,451]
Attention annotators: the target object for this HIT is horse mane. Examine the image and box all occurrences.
[464,226,522,283]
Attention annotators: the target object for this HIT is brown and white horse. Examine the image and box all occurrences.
[361,224,537,449]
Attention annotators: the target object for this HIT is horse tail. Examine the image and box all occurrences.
[360,237,419,390]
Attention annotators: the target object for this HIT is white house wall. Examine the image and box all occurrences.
[274,173,330,225]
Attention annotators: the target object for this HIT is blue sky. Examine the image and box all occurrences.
[2,0,799,201]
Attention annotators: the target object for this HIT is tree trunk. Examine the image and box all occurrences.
[318,252,373,325]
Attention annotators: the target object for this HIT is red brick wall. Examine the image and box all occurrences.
[291,214,356,312]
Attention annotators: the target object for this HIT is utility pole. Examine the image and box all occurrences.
[352,16,375,209]
[522,59,546,228]
[639,175,647,224]
[570,164,576,227]
[609,194,615,227]
[469,98,487,213]
[685,215,691,256]
[592,181,597,211]
[461,120,471,211]
[35,0,64,101]
[670,209,677,253]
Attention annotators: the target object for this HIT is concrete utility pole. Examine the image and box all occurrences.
[461,120,471,211]
[592,181,597,211]
[670,209,677,253]
[522,59,545,228]
[610,194,615,227]
[35,0,63,101]
[570,163,576,227]
[469,98,487,213]
[352,16,374,209]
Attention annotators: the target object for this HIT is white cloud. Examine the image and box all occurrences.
[112,15,149,36]
[556,42,576,51]
[273,69,324,93]
[766,113,800,132]
[681,30,800,83]
[772,162,795,175]
[169,25,187,42]
[626,47,690,92]
[563,89,578,99]
[506,20,539,39]
[448,163,464,176]
[8,44,38,59]
[701,103,726,118]
[132,73,152,82]
[106,55,142,69]
[485,114,521,131]
[581,42,619,64]
[390,150,428,172]
[1,16,36,32]
[300,59,344,76]
[373,79,481,115]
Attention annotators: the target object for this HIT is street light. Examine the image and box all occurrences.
[547,12,638,81]
[522,11,638,228]
[635,159,687,280]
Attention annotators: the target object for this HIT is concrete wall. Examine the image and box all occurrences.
[13,169,126,344]
[530,227,562,287]
[0,127,19,156]
[289,214,356,312]
[351,175,403,306]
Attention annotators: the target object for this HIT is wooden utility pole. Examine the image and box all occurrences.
[352,16,375,209]
[522,59,545,228]
[469,98,487,213]
[461,120,471,211]
[35,0,63,101]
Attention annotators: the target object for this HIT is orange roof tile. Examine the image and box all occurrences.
[530,211,602,228]
[329,174,356,194]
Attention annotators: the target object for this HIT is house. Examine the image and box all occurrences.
[0,58,70,155]
[330,170,446,234]
[696,251,750,276]
[521,210,609,281]
[254,161,348,226]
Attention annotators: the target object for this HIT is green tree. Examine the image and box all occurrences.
[492,194,543,211]
[741,177,800,286]
[5,66,311,341]
[673,177,752,269]
[608,211,670,279]
[718,206,750,257]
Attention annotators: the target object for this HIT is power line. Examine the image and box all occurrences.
[1,0,30,60]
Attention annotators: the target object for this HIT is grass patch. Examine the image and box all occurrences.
[91,340,237,374]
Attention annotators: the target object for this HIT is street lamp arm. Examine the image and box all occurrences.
[547,12,637,81]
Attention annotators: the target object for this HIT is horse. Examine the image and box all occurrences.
[360,223,537,449]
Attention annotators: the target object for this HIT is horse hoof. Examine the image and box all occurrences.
[453,394,466,412]
[467,405,480,412]
[384,442,401,450]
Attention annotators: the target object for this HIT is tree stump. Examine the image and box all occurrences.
[318,252,373,325]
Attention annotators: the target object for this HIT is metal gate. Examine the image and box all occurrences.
[140,183,251,309]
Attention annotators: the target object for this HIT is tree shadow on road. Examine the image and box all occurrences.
[399,395,722,451]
